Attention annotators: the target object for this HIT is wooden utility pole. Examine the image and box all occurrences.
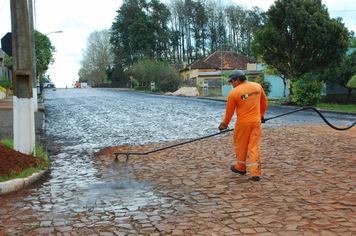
[10,0,36,155]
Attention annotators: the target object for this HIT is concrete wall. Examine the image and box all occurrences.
[264,74,290,98]
[0,89,6,99]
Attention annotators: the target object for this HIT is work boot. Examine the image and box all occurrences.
[252,176,260,181]
[230,165,246,175]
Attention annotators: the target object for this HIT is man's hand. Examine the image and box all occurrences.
[218,122,227,130]
[261,116,266,123]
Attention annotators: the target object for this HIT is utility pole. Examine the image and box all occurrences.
[29,0,38,112]
[10,0,36,155]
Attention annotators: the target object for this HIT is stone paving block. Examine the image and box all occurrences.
[240,228,256,234]
[39,220,52,227]
[320,231,338,236]
[155,223,174,232]
[55,226,73,232]
[34,227,55,234]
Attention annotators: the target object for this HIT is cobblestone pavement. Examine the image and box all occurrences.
[0,89,356,235]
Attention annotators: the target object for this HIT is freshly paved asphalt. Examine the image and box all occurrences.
[0,89,355,235]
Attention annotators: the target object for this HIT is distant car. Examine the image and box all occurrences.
[44,79,55,88]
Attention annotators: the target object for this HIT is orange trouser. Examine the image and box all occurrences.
[233,121,262,177]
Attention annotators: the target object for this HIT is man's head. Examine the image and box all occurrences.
[227,70,246,83]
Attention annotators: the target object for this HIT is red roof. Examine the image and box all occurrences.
[204,51,258,70]
[180,60,219,72]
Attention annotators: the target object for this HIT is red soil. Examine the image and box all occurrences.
[0,143,45,179]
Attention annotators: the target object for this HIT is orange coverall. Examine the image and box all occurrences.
[222,82,267,177]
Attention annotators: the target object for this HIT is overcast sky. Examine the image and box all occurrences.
[0,0,355,88]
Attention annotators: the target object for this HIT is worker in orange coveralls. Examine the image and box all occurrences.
[219,70,267,181]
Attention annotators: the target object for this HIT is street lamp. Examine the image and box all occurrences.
[46,30,63,35]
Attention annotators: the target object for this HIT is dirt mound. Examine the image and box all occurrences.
[0,143,45,178]
[165,87,200,96]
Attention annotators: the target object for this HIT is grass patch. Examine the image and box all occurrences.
[268,98,356,113]
[1,138,13,148]
[316,103,356,113]
[0,139,49,182]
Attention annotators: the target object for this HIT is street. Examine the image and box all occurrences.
[0,88,355,235]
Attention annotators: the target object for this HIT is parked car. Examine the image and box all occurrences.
[44,79,55,88]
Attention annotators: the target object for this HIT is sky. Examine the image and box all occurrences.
[0,0,355,88]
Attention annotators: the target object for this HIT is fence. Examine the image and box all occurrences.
[0,66,12,82]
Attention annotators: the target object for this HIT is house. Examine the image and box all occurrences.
[264,48,356,100]
[204,51,258,71]
[179,51,260,90]
[321,48,356,102]
[180,60,220,87]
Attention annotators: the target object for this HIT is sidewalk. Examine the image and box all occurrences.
[0,95,13,109]
[0,95,44,110]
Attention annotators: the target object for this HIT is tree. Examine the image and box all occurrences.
[251,0,349,82]
[347,74,356,91]
[126,59,182,92]
[349,31,356,48]
[3,31,55,86]
[315,50,356,103]
[149,0,171,61]
[191,0,208,60]
[3,52,13,71]
[35,30,55,77]
[79,29,113,86]
[110,0,171,65]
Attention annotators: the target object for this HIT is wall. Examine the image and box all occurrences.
[0,88,6,99]
[264,74,289,98]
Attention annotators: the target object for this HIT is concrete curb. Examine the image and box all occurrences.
[0,168,48,196]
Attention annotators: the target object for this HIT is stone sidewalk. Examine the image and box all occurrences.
[1,124,355,235]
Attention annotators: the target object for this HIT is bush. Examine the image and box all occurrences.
[291,74,323,107]
[347,74,356,90]
[126,60,182,93]
[0,78,13,90]
[157,66,182,92]
[255,74,272,97]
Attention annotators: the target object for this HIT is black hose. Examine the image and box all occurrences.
[115,106,355,160]
[265,106,356,131]
[115,129,234,160]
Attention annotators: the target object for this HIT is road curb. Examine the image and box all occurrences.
[0,168,49,196]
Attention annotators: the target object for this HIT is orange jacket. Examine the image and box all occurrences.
[222,82,267,125]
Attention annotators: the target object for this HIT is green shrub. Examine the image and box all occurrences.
[126,60,182,93]
[0,78,13,90]
[255,74,272,97]
[291,74,323,107]
[157,67,182,92]
[347,74,356,90]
